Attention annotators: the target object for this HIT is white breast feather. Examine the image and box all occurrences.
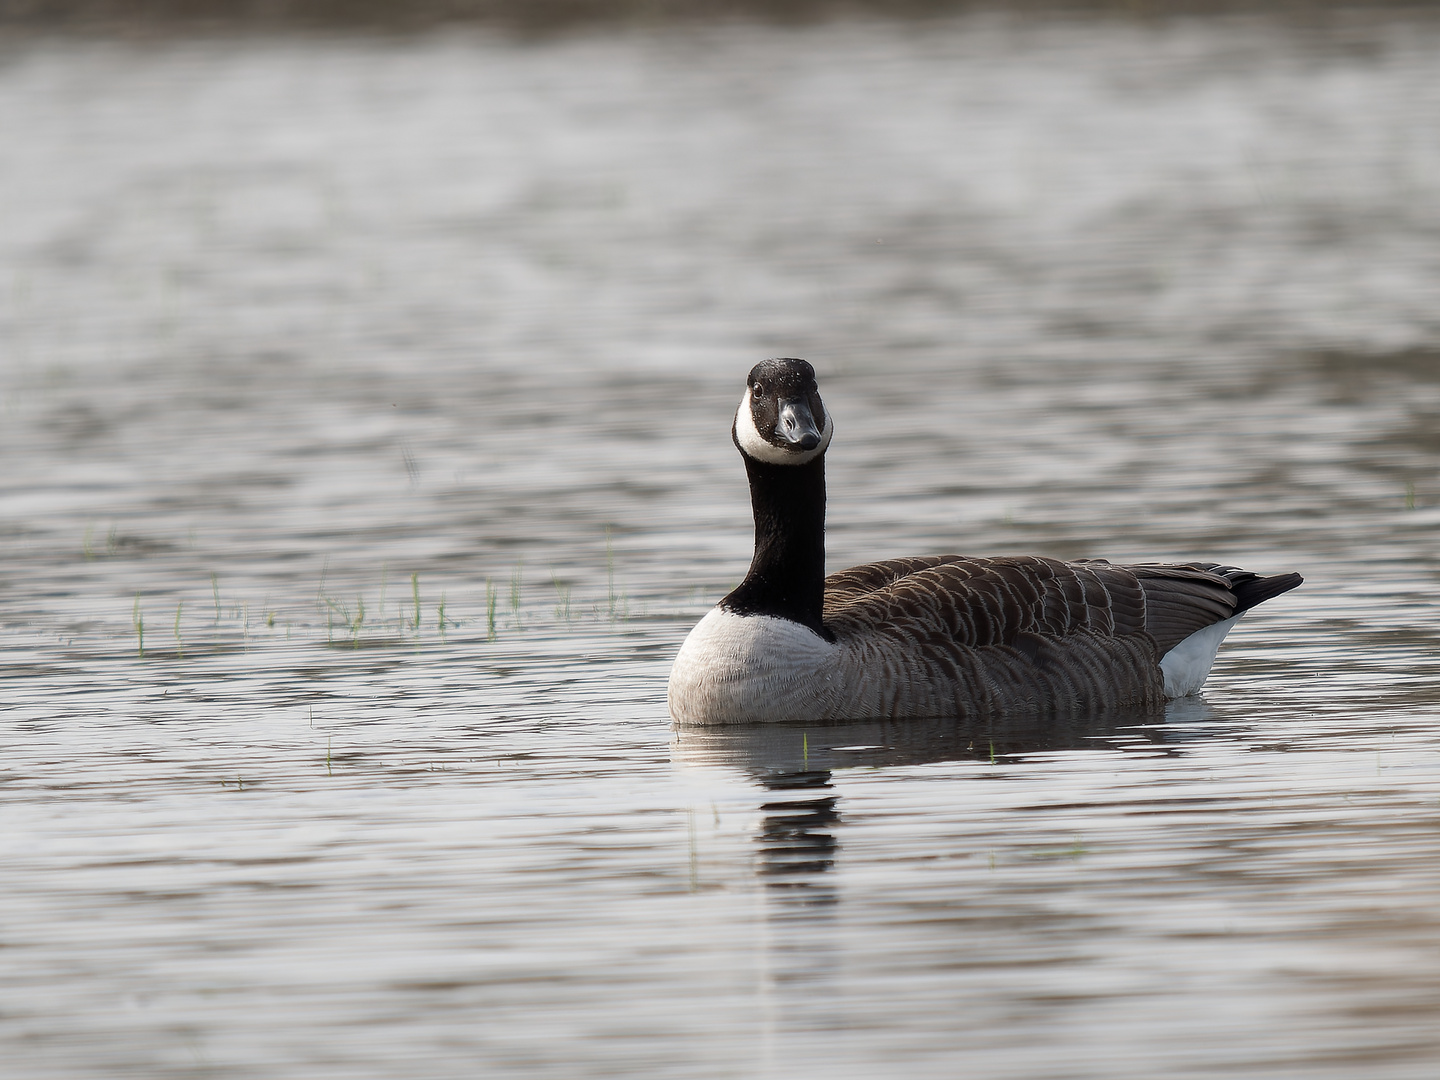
[668,609,843,724]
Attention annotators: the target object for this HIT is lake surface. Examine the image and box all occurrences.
[3,11,1440,1077]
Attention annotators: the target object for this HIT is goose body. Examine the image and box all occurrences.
[668,359,1302,726]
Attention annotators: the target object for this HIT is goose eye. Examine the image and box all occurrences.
[753,382,767,398]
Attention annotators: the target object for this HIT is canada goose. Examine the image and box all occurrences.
[668,358,1302,725]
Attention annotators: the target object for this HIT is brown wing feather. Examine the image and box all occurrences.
[823,554,1153,647]
[817,555,1298,718]
[823,555,958,606]
[821,555,1168,717]
[1125,561,1303,653]
[822,554,1279,656]
[1125,563,1236,654]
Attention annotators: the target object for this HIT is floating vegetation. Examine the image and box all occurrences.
[552,572,572,622]
[606,527,616,617]
[317,587,365,648]
[605,526,628,621]
[97,543,649,657]
[510,562,523,629]
[80,523,122,559]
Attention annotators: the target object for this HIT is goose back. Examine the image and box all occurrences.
[817,554,1299,721]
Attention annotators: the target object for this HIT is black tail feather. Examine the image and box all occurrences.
[1229,571,1304,615]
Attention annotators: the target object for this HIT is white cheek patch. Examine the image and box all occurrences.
[734,389,834,466]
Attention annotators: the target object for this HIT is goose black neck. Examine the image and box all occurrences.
[720,453,829,637]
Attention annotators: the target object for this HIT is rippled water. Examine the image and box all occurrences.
[3,12,1440,1078]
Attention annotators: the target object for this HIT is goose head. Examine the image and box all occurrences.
[732,357,834,466]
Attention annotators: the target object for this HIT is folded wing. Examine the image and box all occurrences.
[823,554,1298,654]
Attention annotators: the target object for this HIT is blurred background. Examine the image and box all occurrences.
[4,0,1440,29]
[2,3,1440,1078]
[3,0,1437,629]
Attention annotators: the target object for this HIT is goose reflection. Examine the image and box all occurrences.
[677,706,1204,779]
[675,705,1219,1024]
[756,769,841,906]
[676,704,1215,896]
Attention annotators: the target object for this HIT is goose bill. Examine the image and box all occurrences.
[777,399,822,451]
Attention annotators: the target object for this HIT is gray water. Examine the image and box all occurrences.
[3,12,1440,1078]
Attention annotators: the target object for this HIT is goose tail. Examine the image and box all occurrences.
[1230,570,1304,615]
[1158,567,1302,698]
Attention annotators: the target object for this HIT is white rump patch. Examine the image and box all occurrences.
[734,389,834,466]
[1159,614,1243,698]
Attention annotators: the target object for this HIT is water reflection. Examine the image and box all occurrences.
[757,770,841,901]
[674,707,1183,779]
[677,705,1215,910]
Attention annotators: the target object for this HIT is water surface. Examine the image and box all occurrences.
[3,13,1440,1078]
